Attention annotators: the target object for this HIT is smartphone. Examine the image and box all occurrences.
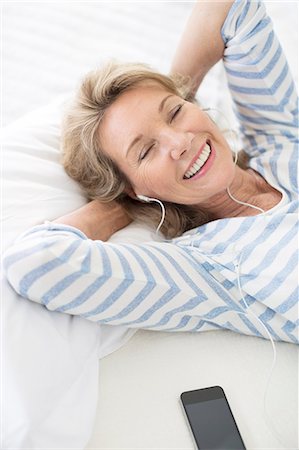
[180,386,246,450]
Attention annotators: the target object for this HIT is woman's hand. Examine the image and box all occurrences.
[170,1,234,98]
[53,199,132,241]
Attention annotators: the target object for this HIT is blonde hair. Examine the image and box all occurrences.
[62,61,211,239]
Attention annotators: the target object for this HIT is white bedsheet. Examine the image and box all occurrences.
[2,1,298,449]
[87,329,298,449]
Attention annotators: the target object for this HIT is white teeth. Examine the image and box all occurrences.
[184,143,211,179]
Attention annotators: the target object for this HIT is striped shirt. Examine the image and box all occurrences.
[3,0,299,344]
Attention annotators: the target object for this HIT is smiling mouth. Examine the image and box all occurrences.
[183,141,212,179]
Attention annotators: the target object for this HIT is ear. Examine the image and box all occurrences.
[124,186,138,200]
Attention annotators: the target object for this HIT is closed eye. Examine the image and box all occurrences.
[170,104,183,122]
[139,143,155,161]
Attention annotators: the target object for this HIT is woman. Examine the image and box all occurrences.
[4,0,298,343]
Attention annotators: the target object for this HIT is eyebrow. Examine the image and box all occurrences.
[125,94,175,158]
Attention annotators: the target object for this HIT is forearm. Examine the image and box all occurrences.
[170,1,234,98]
[53,199,132,241]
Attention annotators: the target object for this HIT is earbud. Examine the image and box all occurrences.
[137,194,151,202]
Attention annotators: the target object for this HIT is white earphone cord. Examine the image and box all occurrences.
[227,150,265,214]
[152,199,165,234]
[205,107,284,446]
[137,195,165,234]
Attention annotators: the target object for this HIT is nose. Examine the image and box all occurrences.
[160,129,193,160]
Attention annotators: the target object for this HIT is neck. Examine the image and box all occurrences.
[200,167,268,220]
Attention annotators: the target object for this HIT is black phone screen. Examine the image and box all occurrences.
[181,386,246,450]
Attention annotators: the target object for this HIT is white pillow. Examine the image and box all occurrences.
[2,96,152,448]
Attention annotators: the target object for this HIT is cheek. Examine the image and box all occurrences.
[140,161,159,188]
[127,160,155,192]
[134,160,170,195]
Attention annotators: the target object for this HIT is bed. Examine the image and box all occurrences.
[2,2,298,449]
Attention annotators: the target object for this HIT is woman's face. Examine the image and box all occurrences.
[99,83,235,207]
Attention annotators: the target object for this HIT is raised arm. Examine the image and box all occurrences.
[170,1,234,98]
[173,0,298,143]
[2,221,228,333]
